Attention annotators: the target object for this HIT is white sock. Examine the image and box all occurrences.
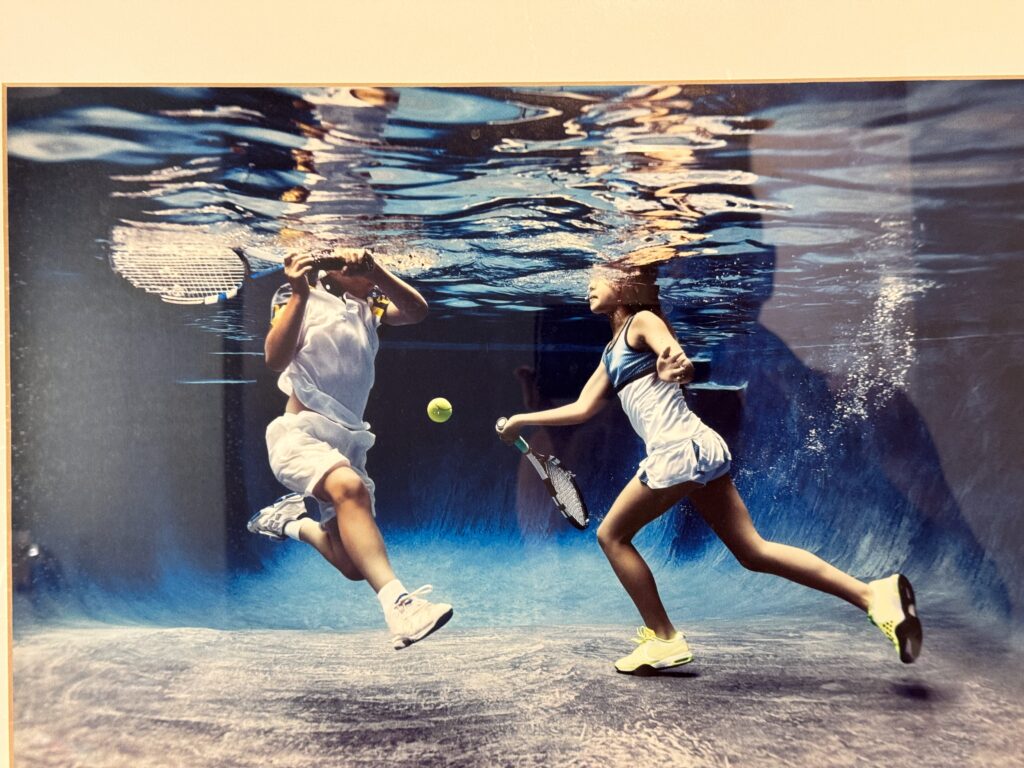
[282,519,311,542]
[377,579,407,611]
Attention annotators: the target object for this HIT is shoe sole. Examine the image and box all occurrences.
[393,607,454,650]
[616,653,694,676]
[895,573,923,664]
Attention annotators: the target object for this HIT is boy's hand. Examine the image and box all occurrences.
[316,247,377,276]
[349,248,377,276]
[657,346,693,384]
[284,252,314,296]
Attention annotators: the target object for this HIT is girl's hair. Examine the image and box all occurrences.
[597,262,678,339]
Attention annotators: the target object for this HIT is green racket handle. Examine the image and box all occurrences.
[495,417,529,454]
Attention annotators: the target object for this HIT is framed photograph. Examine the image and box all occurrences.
[4,5,1023,768]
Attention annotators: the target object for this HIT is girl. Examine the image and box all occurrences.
[247,246,453,650]
[497,266,921,674]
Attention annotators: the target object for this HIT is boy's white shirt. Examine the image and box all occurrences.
[275,285,381,430]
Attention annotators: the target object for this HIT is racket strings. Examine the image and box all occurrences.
[111,248,247,304]
[109,223,282,305]
[107,223,436,305]
[547,462,587,527]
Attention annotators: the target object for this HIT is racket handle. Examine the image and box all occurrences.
[495,417,529,454]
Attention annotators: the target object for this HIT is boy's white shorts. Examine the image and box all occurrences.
[266,410,377,524]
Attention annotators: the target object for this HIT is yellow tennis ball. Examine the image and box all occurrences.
[427,397,453,423]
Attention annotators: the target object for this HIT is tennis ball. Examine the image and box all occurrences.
[427,397,453,423]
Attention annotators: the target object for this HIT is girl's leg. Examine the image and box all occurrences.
[597,476,700,639]
[313,465,397,592]
[690,475,871,610]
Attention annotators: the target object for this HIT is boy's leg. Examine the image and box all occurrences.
[690,475,871,609]
[293,519,365,582]
[315,464,453,648]
[314,465,395,591]
[596,476,697,639]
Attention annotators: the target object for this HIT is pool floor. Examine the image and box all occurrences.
[13,615,1023,767]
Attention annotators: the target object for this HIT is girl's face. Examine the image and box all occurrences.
[587,277,620,314]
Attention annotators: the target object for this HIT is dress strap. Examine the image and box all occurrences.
[620,314,640,350]
[607,313,637,351]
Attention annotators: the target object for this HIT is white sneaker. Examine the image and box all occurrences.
[867,573,923,663]
[384,585,453,650]
[246,493,309,541]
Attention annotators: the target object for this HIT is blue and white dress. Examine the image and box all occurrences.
[602,314,732,489]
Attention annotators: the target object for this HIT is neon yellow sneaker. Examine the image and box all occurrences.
[867,573,922,663]
[614,626,694,675]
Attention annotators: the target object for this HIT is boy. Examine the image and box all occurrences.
[247,246,453,649]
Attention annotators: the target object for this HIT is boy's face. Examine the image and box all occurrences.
[324,271,374,298]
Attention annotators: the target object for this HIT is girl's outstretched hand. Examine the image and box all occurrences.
[657,346,694,384]
[496,415,524,444]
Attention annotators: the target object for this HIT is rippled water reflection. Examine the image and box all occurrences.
[12,84,1021,342]
[5,86,791,323]
[9,83,1024,427]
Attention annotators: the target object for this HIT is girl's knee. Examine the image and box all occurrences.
[732,540,773,572]
[596,520,630,551]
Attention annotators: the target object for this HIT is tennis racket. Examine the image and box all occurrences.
[109,229,289,305]
[495,417,589,530]
[109,225,375,305]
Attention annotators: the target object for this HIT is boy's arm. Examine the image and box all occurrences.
[265,253,313,371]
[370,259,429,326]
[497,364,611,443]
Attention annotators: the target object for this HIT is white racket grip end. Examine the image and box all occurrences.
[495,417,529,454]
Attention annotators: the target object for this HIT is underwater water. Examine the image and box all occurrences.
[7,82,1024,633]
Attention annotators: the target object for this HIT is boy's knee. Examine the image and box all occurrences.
[322,468,370,506]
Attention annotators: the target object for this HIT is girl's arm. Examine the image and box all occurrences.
[498,363,612,443]
[265,253,313,372]
[632,310,695,384]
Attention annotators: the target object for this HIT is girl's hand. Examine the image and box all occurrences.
[657,346,693,384]
[284,252,314,296]
[496,415,524,444]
